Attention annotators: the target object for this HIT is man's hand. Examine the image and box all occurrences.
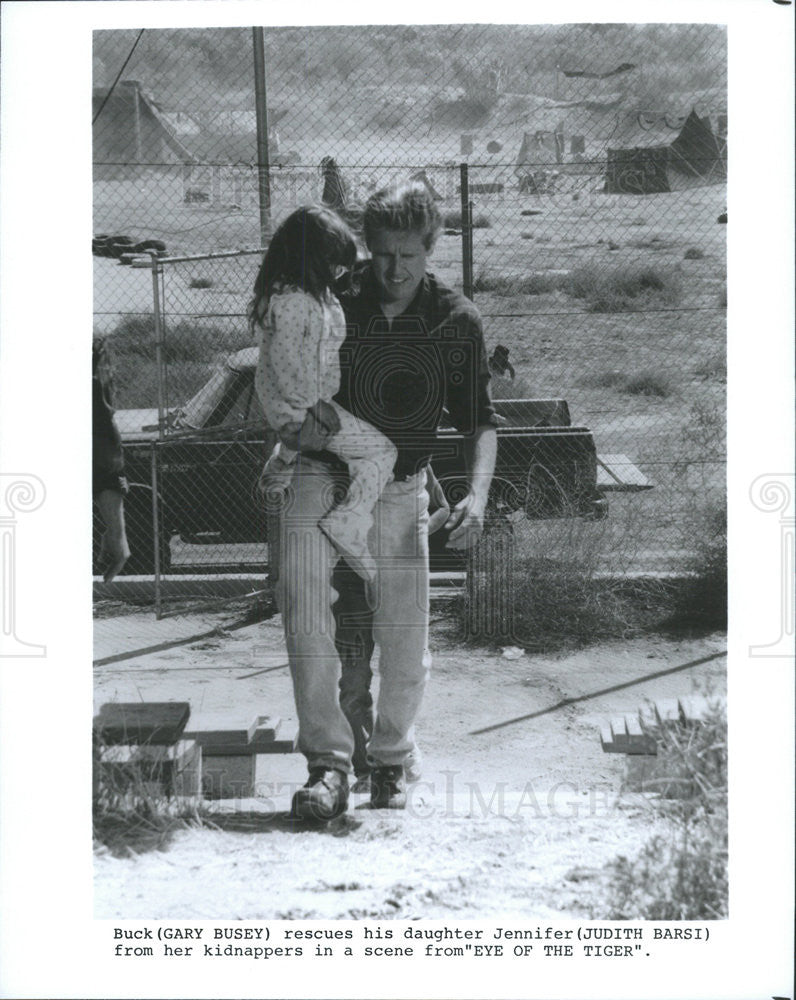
[278,401,341,452]
[443,491,486,550]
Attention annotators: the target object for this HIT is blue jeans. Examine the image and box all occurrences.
[272,455,431,773]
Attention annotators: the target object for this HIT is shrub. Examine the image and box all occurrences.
[459,511,676,652]
[693,353,726,381]
[567,263,682,313]
[683,247,704,260]
[602,699,728,919]
[442,209,491,229]
[579,369,672,397]
[472,269,567,297]
[624,370,672,397]
[579,370,631,390]
[668,501,727,632]
[93,740,213,858]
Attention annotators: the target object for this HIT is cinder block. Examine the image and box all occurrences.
[202,755,257,799]
[169,741,202,797]
[96,740,202,798]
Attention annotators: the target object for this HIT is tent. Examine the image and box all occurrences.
[604,108,725,194]
[93,80,198,176]
[668,109,726,182]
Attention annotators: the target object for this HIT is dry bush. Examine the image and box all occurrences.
[473,269,567,297]
[93,741,213,858]
[624,371,672,397]
[579,369,672,397]
[602,698,728,919]
[460,508,676,652]
[443,209,492,229]
[568,263,683,313]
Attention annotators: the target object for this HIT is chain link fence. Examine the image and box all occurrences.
[93,23,726,632]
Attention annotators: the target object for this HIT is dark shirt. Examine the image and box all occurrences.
[324,264,497,480]
[92,339,128,497]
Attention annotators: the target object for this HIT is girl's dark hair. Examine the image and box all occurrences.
[248,205,357,329]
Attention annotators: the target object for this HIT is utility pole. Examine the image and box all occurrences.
[252,27,271,244]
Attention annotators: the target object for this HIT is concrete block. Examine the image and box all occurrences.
[202,755,256,799]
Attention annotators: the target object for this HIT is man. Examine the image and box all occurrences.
[93,337,130,582]
[273,181,497,819]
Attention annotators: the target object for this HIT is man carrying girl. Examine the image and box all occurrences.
[253,183,497,820]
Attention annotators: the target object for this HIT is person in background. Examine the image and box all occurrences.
[92,337,130,582]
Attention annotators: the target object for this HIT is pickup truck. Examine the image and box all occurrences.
[99,347,643,575]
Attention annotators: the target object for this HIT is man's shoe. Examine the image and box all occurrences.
[370,765,406,809]
[291,769,349,821]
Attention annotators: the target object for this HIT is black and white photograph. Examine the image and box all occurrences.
[0,2,793,999]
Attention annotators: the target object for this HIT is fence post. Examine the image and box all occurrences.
[150,253,167,612]
[252,27,272,244]
[459,163,474,300]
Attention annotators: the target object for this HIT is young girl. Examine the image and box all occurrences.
[250,205,396,582]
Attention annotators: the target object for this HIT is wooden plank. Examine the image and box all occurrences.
[600,725,620,752]
[654,698,682,727]
[597,454,653,492]
[678,694,725,725]
[624,714,658,755]
[185,715,282,754]
[610,716,631,750]
[94,702,190,746]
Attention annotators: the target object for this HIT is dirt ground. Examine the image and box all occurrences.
[93,602,726,920]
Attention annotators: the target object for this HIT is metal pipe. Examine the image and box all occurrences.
[467,199,475,301]
[252,27,271,244]
[150,252,167,438]
[459,163,473,300]
[151,443,162,619]
[149,253,167,616]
